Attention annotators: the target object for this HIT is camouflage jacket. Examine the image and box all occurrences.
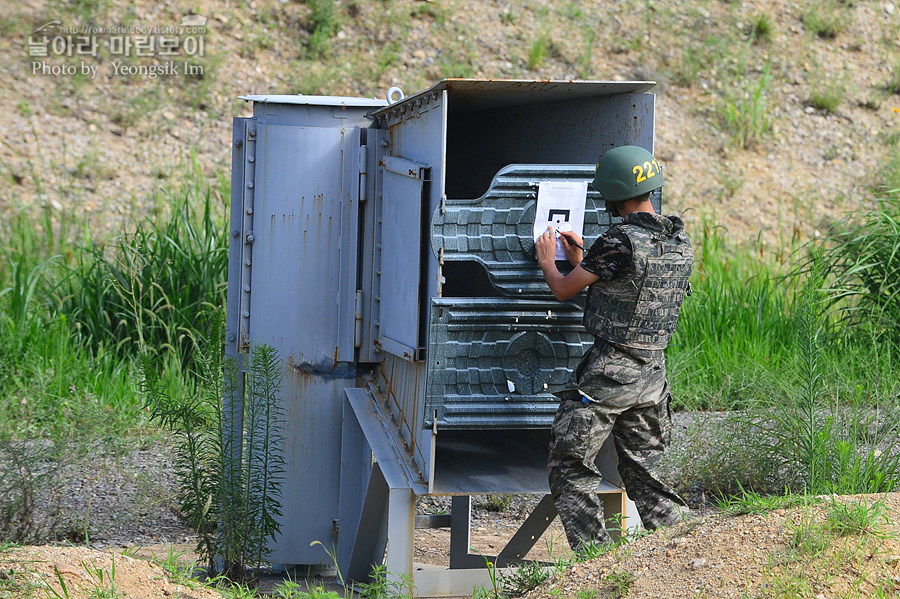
[572,212,692,395]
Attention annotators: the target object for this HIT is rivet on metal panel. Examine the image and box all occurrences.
[245,207,253,215]
[381,140,389,148]
[247,182,254,189]
[376,243,382,250]
[243,284,251,292]
[375,296,380,302]
[376,270,381,277]
[249,129,256,137]
[242,311,250,318]
[246,233,255,243]
[244,259,251,266]
[227,333,236,342]
[235,140,242,148]
[231,230,240,238]
[248,156,255,163]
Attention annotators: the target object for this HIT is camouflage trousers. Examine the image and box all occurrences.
[547,369,688,552]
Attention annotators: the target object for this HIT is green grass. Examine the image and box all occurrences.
[55,184,228,371]
[605,570,635,598]
[717,488,811,516]
[809,76,844,113]
[825,498,891,537]
[0,169,227,443]
[751,12,773,41]
[527,33,551,70]
[822,190,900,340]
[754,499,899,597]
[303,0,340,57]
[669,195,900,498]
[803,2,846,39]
[668,222,799,410]
[720,61,773,149]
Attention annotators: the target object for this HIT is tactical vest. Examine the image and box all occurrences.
[583,217,693,350]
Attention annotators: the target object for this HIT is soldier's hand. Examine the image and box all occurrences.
[558,231,584,267]
[535,227,557,266]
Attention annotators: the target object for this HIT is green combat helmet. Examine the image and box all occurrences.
[592,145,663,203]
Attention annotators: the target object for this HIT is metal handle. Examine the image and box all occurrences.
[386,86,405,105]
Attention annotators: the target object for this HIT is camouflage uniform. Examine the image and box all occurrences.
[548,211,693,551]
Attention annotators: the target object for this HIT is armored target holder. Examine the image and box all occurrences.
[226,79,659,597]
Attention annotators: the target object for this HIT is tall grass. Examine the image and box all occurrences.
[56,188,228,370]
[668,223,799,409]
[670,197,900,498]
[822,190,900,343]
[0,176,228,441]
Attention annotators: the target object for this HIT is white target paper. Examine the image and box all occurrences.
[533,181,588,260]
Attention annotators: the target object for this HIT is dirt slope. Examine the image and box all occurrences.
[0,545,221,599]
[523,494,900,599]
[2,1,900,597]
[1,0,899,244]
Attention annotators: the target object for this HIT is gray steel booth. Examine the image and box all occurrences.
[225,79,660,597]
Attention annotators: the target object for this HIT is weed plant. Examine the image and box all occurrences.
[759,499,898,597]
[527,33,551,70]
[825,498,890,537]
[0,431,68,543]
[671,196,900,498]
[303,0,339,56]
[751,13,773,41]
[677,267,900,497]
[143,317,286,583]
[476,495,513,513]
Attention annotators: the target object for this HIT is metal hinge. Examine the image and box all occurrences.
[358,145,369,203]
[354,290,363,348]
[238,121,258,353]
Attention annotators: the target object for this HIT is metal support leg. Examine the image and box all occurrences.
[602,492,626,544]
[344,462,390,582]
[495,494,557,566]
[385,486,416,594]
[449,496,483,569]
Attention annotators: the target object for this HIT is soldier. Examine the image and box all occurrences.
[534,145,693,552]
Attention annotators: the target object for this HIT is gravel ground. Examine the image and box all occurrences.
[20,412,710,554]
[27,438,194,550]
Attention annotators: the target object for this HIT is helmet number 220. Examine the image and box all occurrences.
[633,159,660,184]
